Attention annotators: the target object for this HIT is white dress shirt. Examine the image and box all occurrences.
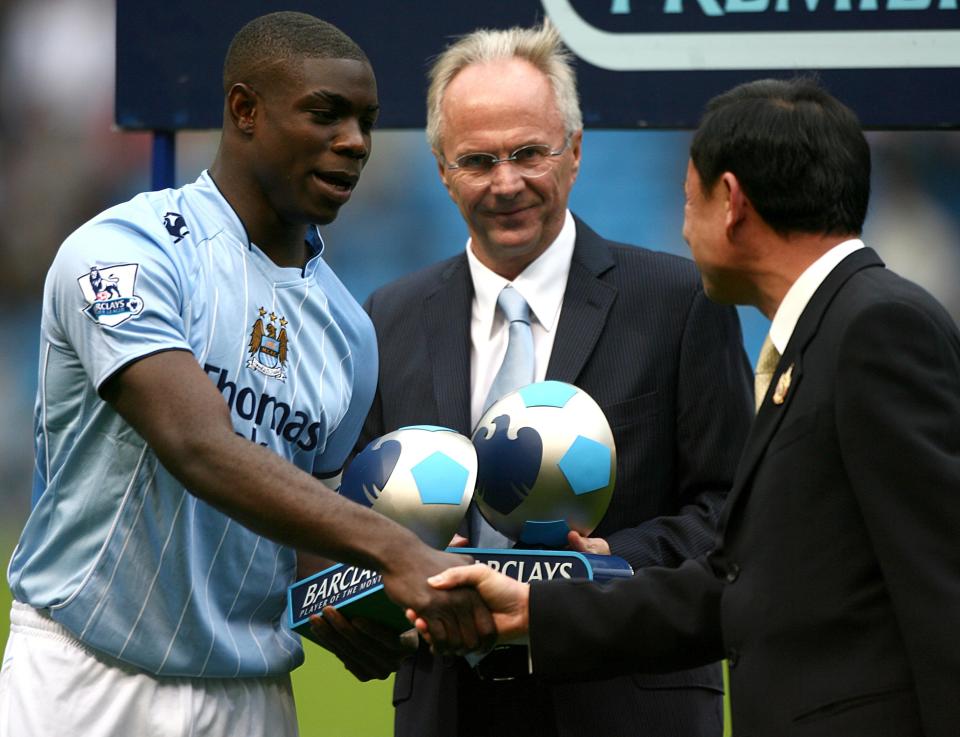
[768,238,865,354]
[466,210,576,428]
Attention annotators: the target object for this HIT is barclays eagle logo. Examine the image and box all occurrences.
[473,414,542,515]
[340,439,403,507]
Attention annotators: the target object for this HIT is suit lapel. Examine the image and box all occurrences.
[546,218,617,384]
[722,248,885,520]
[727,356,805,505]
[423,255,474,435]
[426,220,618,430]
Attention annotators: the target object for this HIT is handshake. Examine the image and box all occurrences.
[405,552,537,649]
[308,531,620,680]
[297,382,622,679]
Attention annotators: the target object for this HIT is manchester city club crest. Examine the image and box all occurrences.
[246,307,289,381]
[76,264,144,327]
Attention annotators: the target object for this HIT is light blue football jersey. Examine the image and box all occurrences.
[7,171,378,677]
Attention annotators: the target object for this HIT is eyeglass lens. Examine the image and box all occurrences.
[454,144,559,178]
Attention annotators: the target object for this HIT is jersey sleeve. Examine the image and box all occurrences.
[45,215,194,391]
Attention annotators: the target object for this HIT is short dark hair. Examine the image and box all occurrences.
[690,77,870,237]
[223,11,368,93]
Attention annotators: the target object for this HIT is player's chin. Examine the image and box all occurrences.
[306,199,346,226]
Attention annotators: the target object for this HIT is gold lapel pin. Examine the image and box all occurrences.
[772,364,794,405]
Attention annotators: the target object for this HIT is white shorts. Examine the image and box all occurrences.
[0,601,299,737]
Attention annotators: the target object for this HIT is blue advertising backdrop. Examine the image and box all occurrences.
[117,0,960,131]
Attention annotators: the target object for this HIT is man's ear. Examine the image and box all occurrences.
[722,171,748,237]
[568,129,583,183]
[435,153,453,196]
[226,83,258,135]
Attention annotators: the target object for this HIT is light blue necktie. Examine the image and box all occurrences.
[484,286,535,413]
[470,285,535,548]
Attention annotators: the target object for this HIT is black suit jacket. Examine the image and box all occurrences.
[359,218,753,737]
[531,248,960,737]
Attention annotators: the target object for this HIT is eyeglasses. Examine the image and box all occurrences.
[444,135,571,183]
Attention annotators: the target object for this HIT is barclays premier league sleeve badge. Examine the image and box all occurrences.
[77,264,145,327]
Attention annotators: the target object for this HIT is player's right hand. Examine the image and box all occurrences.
[407,562,530,646]
[379,547,496,656]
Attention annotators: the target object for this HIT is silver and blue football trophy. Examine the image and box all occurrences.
[288,425,478,637]
[472,380,616,547]
[338,425,476,549]
[459,380,632,583]
[459,381,631,675]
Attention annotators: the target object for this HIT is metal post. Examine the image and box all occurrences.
[151,130,177,190]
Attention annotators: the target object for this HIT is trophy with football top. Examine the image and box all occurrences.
[286,382,631,644]
[460,380,632,675]
[463,380,631,576]
[287,425,479,638]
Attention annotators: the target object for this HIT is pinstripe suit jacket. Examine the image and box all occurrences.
[529,248,960,737]
[358,217,753,737]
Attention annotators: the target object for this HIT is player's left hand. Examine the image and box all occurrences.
[566,530,610,556]
[309,607,417,681]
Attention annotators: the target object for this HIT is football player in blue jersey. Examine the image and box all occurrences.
[0,12,492,737]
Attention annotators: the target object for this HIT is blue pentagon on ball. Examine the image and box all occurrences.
[518,381,578,408]
[558,435,612,495]
[411,451,469,505]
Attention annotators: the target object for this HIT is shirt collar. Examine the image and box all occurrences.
[306,226,326,257]
[196,170,325,274]
[467,210,576,339]
[769,238,865,353]
[195,170,248,245]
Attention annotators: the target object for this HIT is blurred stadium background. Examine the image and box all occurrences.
[1,1,958,735]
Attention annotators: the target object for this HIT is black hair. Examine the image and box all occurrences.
[690,77,870,237]
[223,11,368,93]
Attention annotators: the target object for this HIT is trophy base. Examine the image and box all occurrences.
[288,549,633,644]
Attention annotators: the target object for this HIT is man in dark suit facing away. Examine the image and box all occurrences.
[309,20,754,737]
[419,78,960,737]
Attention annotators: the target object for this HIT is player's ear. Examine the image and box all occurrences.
[226,82,258,135]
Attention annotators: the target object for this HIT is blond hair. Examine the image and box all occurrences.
[425,21,582,152]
